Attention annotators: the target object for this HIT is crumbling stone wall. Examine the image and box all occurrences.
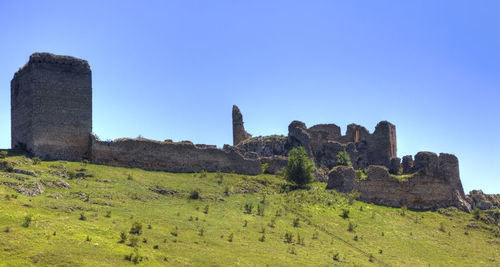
[327,152,470,211]
[11,53,92,161]
[89,134,261,175]
[232,105,251,146]
[232,106,399,176]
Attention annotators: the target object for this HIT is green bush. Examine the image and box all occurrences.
[284,146,315,187]
[119,231,128,243]
[129,222,143,235]
[189,189,200,199]
[336,150,352,166]
[22,215,32,227]
[244,203,253,214]
[5,162,14,172]
[0,151,7,159]
[32,157,41,165]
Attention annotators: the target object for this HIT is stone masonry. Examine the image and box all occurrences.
[11,53,92,161]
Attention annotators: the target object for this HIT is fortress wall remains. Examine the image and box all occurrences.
[327,152,470,210]
[89,134,262,175]
[11,53,92,161]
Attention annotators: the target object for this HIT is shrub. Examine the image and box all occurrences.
[5,162,14,172]
[259,234,266,242]
[105,211,111,218]
[224,185,231,196]
[124,251,143,264]
[23,215,32,227]
[341,209,350,219]
[0,151,7,158]
[189,189,200,199]
[439,222,446,232]
[400,205,407,216]
[268,217,276,228]
[355,169,367,179]
[257,204,265,216]
[284,146,315,187]
[128,237,139,247]
[472,208,481,220]
[130,222,143,235]
[261,162,269,174]
[199,228,205,236]
[336,150,352,166]
[79,213,87,221]
[32,157,41,165]
[333,252,340,261]
[284,232,294,243]
[227,233,234,242]
[203,204,209,214]
[347,221,357,232]
[119,232,128,243]
[153,244,159,249]
[244,203,254,214]
[312,231,319,240]
[170,227,178,237]
[293,218,300,227]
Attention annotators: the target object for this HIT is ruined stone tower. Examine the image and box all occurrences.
[232,105,251,146]
[11,53,92,161]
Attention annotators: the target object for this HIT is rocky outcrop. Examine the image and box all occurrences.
[89,134,261,175]
[466,190,500,210]
[287,121,312,156]
[232,105,252,146]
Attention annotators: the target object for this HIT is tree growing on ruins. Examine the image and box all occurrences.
[284,146,315,187]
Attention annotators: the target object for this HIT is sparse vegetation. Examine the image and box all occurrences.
[189,189,200,199]
[336,150,352,166]
[130,222,143,235]
[0,153,496,266]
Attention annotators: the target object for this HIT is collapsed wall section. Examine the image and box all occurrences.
[326,152,470,211]
[11,53,92,161]
[89,135,262,175]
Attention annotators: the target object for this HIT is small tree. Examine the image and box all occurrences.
[284,146,315,187]
[336,150,352,166]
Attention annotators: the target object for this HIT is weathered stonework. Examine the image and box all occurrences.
[89,135,261,175]
[326,152,470,211]
[232,105,251,146]
[11,53,92,161]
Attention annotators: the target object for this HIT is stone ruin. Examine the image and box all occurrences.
[230,106,470,212]
[10,52,473,212]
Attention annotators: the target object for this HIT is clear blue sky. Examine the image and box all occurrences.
[0,1,498,193]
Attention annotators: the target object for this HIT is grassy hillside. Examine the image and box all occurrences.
[0,150,498,266]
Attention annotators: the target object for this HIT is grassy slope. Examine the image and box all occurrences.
[0,152,498,266]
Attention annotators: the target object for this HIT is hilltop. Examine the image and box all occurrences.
[0,150,498,266]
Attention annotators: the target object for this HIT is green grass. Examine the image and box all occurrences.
[0,151,499,266]
[389,172,418,182]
